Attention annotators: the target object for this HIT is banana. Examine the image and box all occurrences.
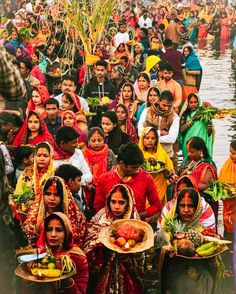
[31,268,61,278]
[197,243,220,256]
[196,242,215,253]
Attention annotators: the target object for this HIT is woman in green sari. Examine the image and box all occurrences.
[179,93,213,158]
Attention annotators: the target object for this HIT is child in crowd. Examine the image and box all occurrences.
[13,145,35,182]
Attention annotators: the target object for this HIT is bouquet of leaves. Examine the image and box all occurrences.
[205,181,236,201]
[13,184,34,213]
[196,101,236,123]
[87,96,111,113]
[195,102,220,123]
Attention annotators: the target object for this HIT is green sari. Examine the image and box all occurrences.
[179,96,213,159]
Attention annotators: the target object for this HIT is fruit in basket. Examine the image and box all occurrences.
[116,237,126,247]
[143,159,163,172]
[31,268,61,278]
[116,224,144,242]
[177,238,195,257]
[185,229,204,247]
[196,242,220,257]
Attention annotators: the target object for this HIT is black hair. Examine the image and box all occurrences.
[55,164,82,182]
[187,136,210,158]
[0,112,22,127]
[35,142,51,155]
[159,23,165,30]
[141,27,148,37]
[45,98,59,108]
[159,90,174,102]
[88,127,105,141]
[62,75,76,84]
[183,46,193,54]
[163,38,173,47]
[120,55,129,64]
[147,87,161,107]
[95,60,108,69]
[43,177,64,211]
[160,61,173,72]
[62,93,78,112]
[230,140,236,151]
[137,72,151,83]
[182,93,199,118]
[55,126,79,145]
[13,145,35,165]
[117,142,144,165]
[107,184,129,213]
[176,188,199,217]
[102,111,118,125]
[19,59,33,71]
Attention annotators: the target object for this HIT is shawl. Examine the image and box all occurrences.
[179,157,218,191]
[114,43,131,60]
[145,102,175,132]
[161,188,216,233]
[13,110,54,147]
[179,95,213,158]
[138,127,174,203]
[83,184,139,254]
[82,144,109,185]
[218,158,236,233]
[23,176,87,247]
[185,49,202,71]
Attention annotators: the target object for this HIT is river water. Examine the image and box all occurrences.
[197,42,236,169]
[145,41,236,294]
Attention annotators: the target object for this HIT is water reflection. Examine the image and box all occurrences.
[197,43,236,169]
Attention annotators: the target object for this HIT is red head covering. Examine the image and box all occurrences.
[13,110,54,146]
[27,85,50,118]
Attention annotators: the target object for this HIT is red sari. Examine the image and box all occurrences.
[83,184,144,294]
[13,110,54,146]
[24,212,88,294]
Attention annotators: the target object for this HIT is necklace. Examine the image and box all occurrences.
[185,158,204,175]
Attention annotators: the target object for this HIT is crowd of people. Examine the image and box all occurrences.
[0,0,236,293]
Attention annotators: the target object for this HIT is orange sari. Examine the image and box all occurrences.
[218,158,236,233]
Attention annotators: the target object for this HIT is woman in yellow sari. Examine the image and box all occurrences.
[12,142,54,217]
[138,127,174,206]
[218,141,236,234]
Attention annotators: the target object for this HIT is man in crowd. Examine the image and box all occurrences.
[54,75,89,112]
[44,98,61,137]
[94,142,162,220]
[110,65,126,95]
[114,21,130,48]
[161,38,185,85]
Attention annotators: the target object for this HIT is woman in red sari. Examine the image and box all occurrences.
[26,85,50,119]
[115,104,138,143]
[83,184,145,294]
[13,110,54,146]
[82,127,116,209]
[178,137,218,222]
[22,212,88,293]
[24,176,87,247]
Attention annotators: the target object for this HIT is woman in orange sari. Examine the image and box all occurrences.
[218,141,236,234]
[83,127,116,210]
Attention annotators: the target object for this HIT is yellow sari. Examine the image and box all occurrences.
[139,127,174,205]
[218,157,236,233]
